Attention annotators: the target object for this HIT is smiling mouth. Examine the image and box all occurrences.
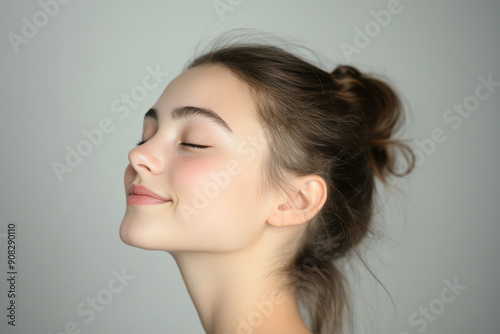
[127,194,171,206]
[127,184,171,206]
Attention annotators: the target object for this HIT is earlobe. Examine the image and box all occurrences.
[267,175,327,228]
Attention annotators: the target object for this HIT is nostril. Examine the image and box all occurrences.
[138,163,152,172]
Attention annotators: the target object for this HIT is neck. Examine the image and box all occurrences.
[170,228,310,334]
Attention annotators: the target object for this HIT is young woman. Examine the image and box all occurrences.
[120,32,415,334]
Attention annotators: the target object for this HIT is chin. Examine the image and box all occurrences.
[119,214,168,251]
[120,220,151,250]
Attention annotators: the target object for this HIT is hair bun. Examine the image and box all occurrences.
[330,65,415,185]
[331,65,363,79]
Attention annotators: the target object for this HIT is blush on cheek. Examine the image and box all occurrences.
[168,154,265,251]
[171,156,226,197]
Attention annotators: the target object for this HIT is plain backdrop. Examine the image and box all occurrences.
[1,0,499,333]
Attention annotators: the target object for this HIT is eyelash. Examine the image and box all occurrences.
[135,140,209,149]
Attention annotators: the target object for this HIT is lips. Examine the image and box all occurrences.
[127,184,171,206]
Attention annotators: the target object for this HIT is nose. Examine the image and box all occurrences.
[128,139,164,175]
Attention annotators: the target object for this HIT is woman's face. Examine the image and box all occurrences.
[120,64,273,252]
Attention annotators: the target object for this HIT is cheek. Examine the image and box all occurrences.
[171,154,265,250]
[169,155,225,226]
[170,155,222,194]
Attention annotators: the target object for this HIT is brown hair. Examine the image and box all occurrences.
[186,31,415,334]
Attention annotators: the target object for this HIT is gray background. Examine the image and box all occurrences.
[1,0,499,333]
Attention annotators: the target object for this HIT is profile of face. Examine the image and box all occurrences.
[120,64,276,252]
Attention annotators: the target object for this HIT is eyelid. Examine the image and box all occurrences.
[135,140,209,149]
[181,143,210,149]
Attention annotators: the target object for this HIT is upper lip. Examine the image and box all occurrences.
[128,184,170,201]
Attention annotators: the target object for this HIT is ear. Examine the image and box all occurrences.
[267,174,328,228]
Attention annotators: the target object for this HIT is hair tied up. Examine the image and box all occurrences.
[330,64,415,185]
[331,65,363,79]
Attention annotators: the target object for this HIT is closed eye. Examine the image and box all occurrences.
[136,140,209,149]
[180,143,210,149]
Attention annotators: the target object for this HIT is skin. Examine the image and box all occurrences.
[120,64,327,334]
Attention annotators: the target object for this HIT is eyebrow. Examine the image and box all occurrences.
[144,106,233,134]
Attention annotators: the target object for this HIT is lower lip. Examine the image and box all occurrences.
[127,195,171,206]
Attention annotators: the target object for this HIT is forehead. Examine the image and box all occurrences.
[153,64,261,139]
